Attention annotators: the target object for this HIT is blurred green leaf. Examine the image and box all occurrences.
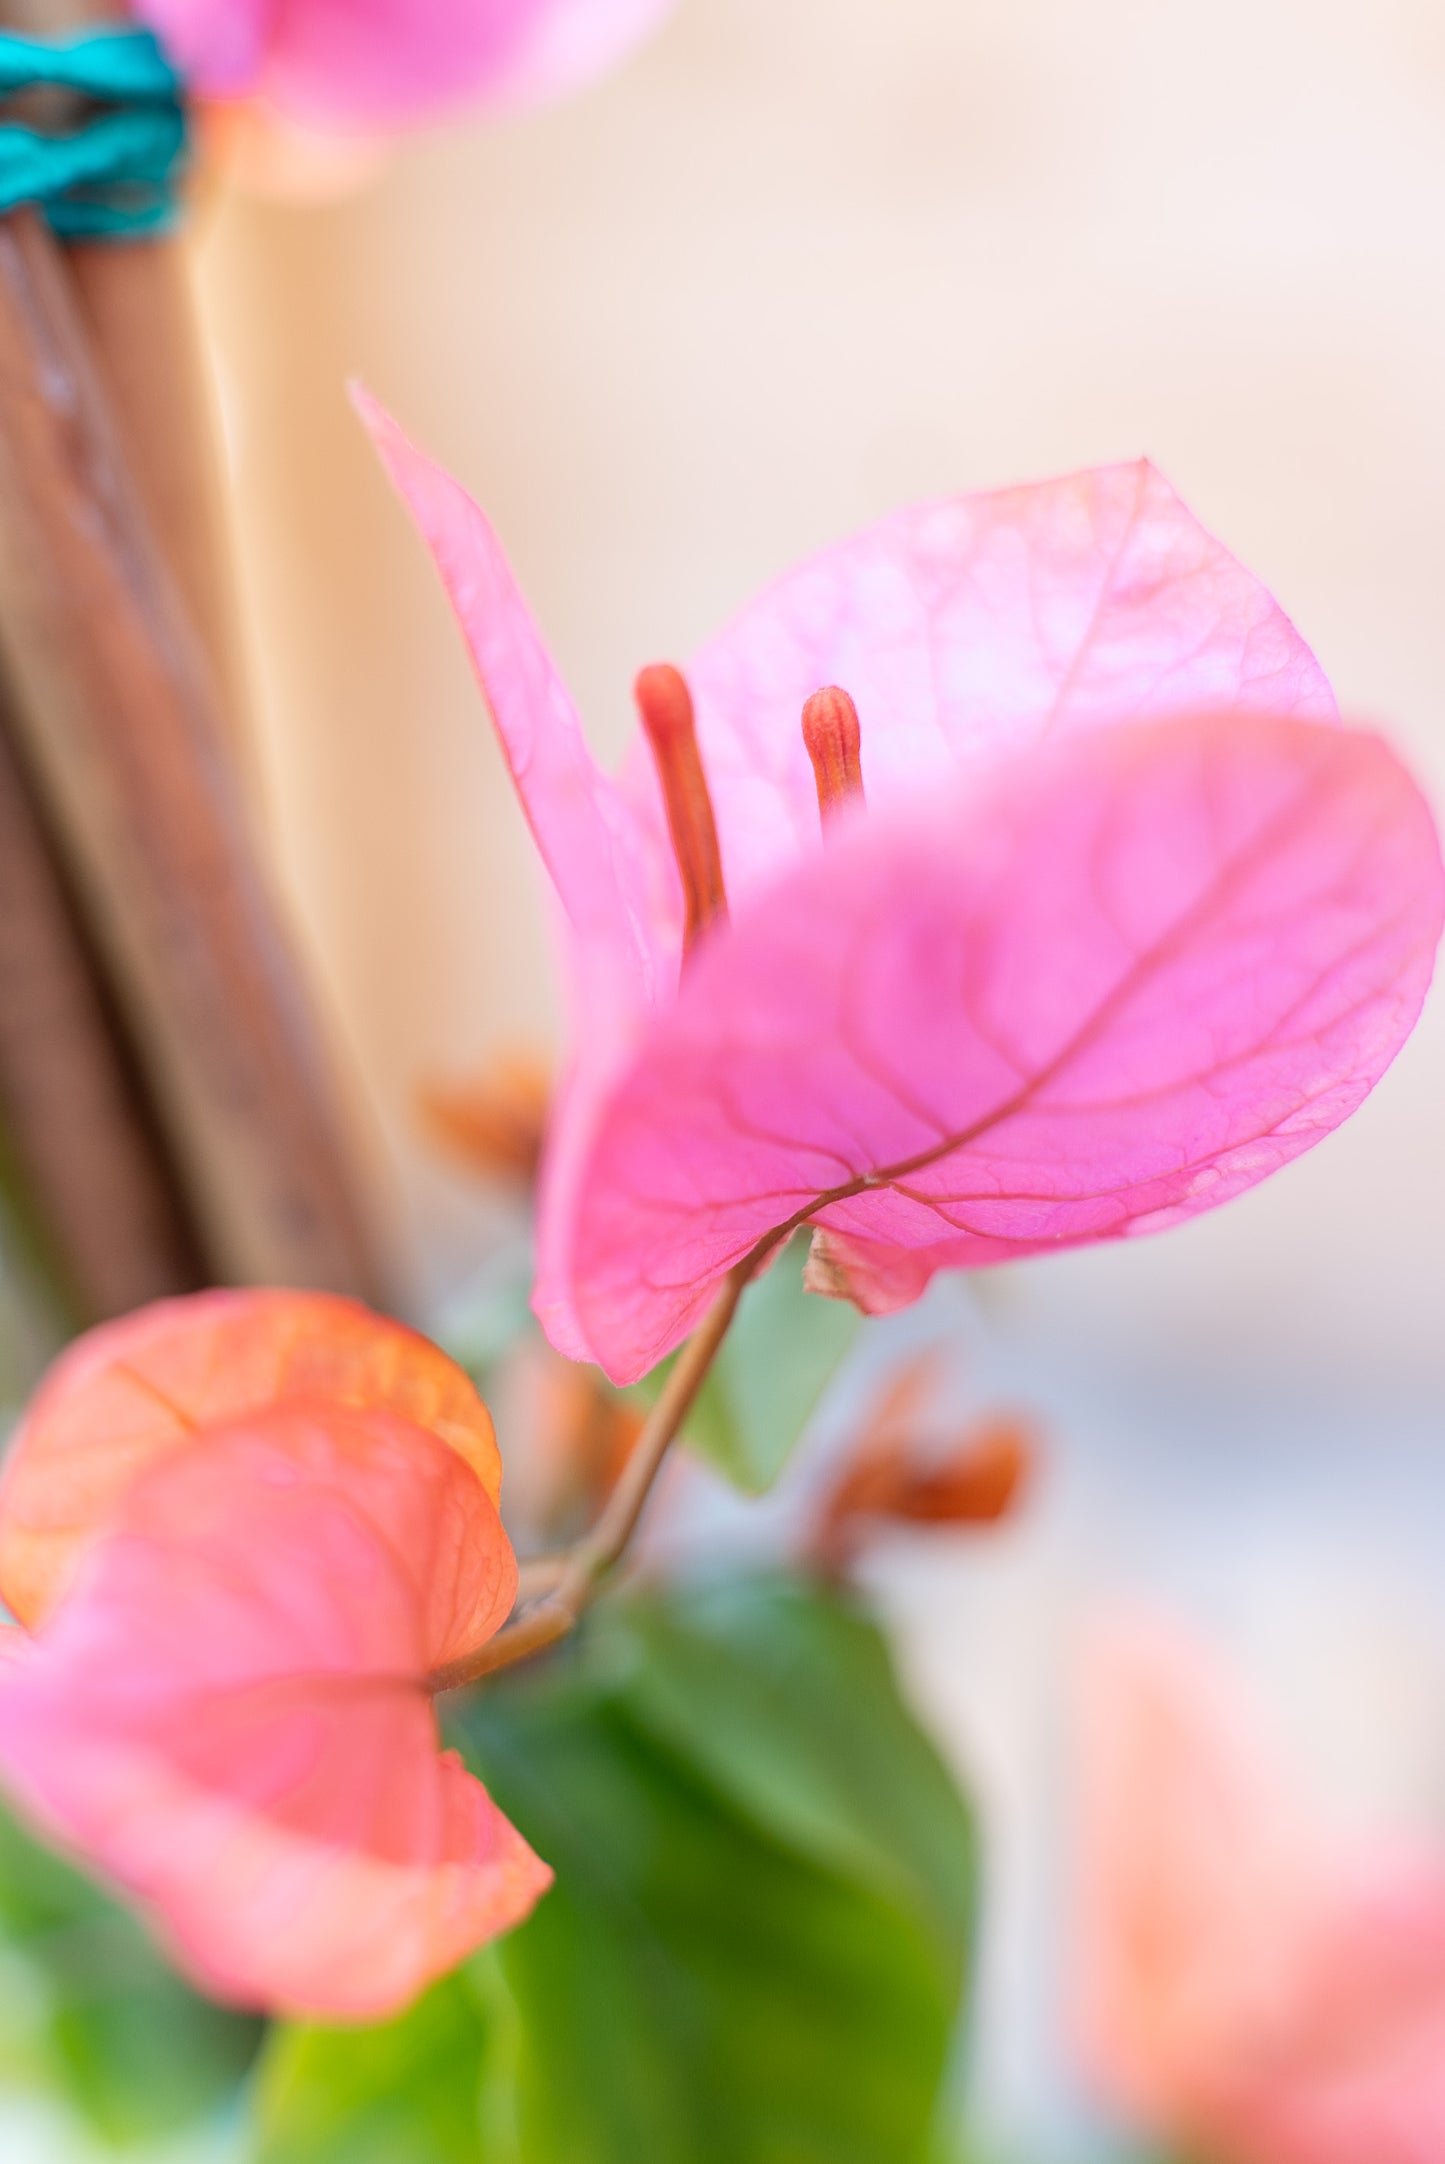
[435,1237,539,1394]
[0,1145,74,1413]
[464,1575,975,2164]
[0,1800,262,2146]
[254,1959,521,2164]
[594,1574,975,1955]
[638,1235,861,1493]
[258,1573,973,2164]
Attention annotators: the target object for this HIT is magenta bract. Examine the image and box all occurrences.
[363,396,1445,1384]
[134,0,676,127]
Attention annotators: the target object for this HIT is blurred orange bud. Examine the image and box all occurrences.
[420,1050,553,1189]
[0,1288,500,1628]
[198,99,387,201]
[813,1355,1033,1572]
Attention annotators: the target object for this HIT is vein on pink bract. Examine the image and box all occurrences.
[134,0,678,127]
[1077,1621,1445,2164]
[361,397,1445,1385]
[0,1400,550,2020]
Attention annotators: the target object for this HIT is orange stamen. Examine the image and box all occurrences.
[636,663,728,958]
[801,686,865,824]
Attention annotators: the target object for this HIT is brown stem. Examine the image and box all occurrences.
[430,1264,753,1692]
[514,1552,569,1604]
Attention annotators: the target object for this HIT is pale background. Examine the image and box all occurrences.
[130,0,1445,2153]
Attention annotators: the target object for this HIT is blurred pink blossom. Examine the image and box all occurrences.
[0,1294,549,2018]
[1077,1621,1445,2164]
[363,396,1444,1384]
[133,0,676,132]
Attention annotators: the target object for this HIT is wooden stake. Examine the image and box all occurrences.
[70,236,247,736]
[6,0,247,740]
[0,0,213,1319]
[0,724,201,1317]
[0,0,382,1298]
[0,207,383,1298]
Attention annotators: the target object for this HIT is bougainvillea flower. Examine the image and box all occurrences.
[133,0,677,131]
[0,1287,501,1630]
[362,396,1445,1385]
[1076,1620,1445,2164]
[0,1302,549,2018]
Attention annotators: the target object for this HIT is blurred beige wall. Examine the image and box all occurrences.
[194,0,1445,1371]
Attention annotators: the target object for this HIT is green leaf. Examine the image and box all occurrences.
[465,1572,974,2164]
[439,1230,859,1499]
[592,1575,976,1962]
[434,1236,539,1395]
[0,1799,262,2146]
[253,1958,521,2164]
[254,1574,975,2164]
[639,1235,861,1493]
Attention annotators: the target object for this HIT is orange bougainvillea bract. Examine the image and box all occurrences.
[0,1287,502,1630]
[0,1292,548,2019]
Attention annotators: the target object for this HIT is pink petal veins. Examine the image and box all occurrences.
[615,461,1338,936]
[135,0,676,126]
[365,421,1333,976]
[0,1405,549,2019]
[568,713,1443,1381]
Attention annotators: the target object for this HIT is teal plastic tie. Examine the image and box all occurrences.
[0,28,187,241]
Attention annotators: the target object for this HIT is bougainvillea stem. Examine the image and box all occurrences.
[430,1261,755,1692]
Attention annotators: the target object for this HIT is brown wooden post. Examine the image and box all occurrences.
[0,97,384,1299]
[0,0,213,1321]
[7,0,248,737]
[0,725,201,1316]
[69,236,248,735]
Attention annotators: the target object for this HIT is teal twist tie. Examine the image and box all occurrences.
[0,28,187,241]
